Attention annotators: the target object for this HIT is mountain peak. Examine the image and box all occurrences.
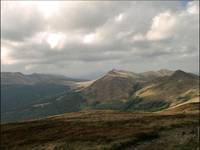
[173,69,187,75]
[106,69,139,79]
[141,69,174,79]
[171,70,195,79]
[108,69,120,74]
[158,69,173,73]
[157,69,174,76]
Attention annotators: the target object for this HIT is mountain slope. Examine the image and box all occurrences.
[160,97,199,113]
[82,69,144,104]
[1,72,86,123]
[81,69,174,104]
[135,70,199,103]
[1,91,84,123]
[80,69,198,112]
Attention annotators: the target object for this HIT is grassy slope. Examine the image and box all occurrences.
[1,91,84,123]
[1,110,199,150]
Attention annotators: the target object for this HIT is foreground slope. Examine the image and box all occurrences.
[1,110,199,150]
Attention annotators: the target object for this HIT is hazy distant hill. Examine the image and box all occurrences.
[1,72,85,122]
[1,72,85,86]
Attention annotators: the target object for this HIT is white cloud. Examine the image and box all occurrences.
[1,47,18,65]
[25,64,38,71]
[36,1,61,18]
[146,11,177,41]
[132,34,146,42]
[46,33,66,49]
[187,1,199,15]
[82,32,101,45]
[115,13,124,22]
[83,34,95,44]
[146,1,199,41]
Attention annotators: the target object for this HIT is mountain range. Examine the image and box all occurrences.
[1,72,85,85]
[1,69,199,123]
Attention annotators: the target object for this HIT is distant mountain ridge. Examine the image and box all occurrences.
[81,69,198,112]
[1,69,199,123]
[81,69,175,103]
[135,70,199,103]
[1,72,86,86]
[104,68,174,79]
[141,69,174,79]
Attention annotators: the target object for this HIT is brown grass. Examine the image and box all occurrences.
[1,110,199,150]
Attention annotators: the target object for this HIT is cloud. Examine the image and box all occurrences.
[187,1,199,14]
[48,1,132,33]
[1,1,45,41]
[1,1,199,78]
[115,13,124,22]
[146,11,177,41]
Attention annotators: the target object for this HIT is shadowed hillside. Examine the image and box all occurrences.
[1,72,86,123]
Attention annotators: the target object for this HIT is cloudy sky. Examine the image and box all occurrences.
[1,1,199,79]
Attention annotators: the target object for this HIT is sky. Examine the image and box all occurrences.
[1,1,199,79]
